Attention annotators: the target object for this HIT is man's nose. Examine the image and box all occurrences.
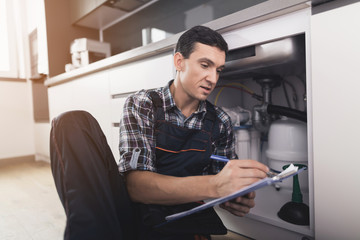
[207,69,218,84]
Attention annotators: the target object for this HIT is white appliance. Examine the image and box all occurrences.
[266,117,308,191]
[66,38,111,71]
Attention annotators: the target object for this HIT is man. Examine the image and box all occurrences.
[118,25,269,239]
[50,25,269,240]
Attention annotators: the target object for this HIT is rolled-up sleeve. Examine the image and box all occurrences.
[118,91,156,173]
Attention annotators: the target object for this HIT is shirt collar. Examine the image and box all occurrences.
[163,80,177,111]
[163,80,207,115]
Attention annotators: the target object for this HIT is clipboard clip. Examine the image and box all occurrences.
[270,164,307,182]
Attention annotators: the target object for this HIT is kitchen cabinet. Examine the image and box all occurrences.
[212,7,314,239]
[48,71,112,141]
[108,52,173,157]
[108,53,173,96]
[48,52,174,159]
[48,6,312,239]
[213,3,360,239]
[70,0,159,33]
[45,1,360,239]
[70,0,107,24]
[49,7,315,238]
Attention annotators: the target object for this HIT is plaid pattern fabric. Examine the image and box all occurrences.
[118,80,235,173]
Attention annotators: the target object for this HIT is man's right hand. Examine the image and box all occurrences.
[125,159,268,206]
[210,159,269,198]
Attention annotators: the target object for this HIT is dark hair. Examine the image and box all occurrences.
[175,25,228,59]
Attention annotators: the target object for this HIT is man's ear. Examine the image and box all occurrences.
[173,52,183,71]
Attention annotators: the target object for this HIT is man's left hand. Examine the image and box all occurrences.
[219,191,256,217]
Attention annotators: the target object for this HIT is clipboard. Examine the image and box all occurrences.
[165,164,305,222]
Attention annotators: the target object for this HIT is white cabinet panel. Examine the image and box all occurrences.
[223,9,310,51]
[109,96,127,158]
[109,52,174,95]
[311,3,360,239]
[110,126,120,161]
[111,96,127,124]
[48,71,112,140]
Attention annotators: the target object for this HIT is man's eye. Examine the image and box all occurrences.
[201,64,208,68]
[217,68,224,73]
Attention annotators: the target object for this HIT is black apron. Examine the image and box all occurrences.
[134,92,227,240]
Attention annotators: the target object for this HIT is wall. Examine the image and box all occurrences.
[27,0,109,162]
[44,0,99,77]
[26,0,51,161]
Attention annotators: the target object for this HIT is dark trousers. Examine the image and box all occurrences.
[50,111,135,240]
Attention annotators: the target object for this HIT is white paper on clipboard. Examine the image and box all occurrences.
[165,164,305,222]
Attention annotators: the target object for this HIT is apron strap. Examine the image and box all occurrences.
[149,91,165,122]
[204,101,220,144]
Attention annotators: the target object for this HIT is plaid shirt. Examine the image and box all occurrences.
[118,80,236,173]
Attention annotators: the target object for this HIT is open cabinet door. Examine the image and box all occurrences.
[311,2,360,239]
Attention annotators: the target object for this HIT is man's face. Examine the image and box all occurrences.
[176,43,226,102]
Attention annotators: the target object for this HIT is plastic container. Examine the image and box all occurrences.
[234,128,251,160]
[266,117,308,191]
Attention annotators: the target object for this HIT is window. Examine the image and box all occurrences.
[0,0,18,78]
[0,0,10,71]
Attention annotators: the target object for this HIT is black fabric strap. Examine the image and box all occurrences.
[149,91,163,108]
[149,91,164,122]
[204,101,220,143]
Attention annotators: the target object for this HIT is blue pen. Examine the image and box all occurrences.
[210,154,229,163]
[210,154,278,182]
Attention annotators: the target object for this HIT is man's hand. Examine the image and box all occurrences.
[210,159,268,217]
[125,159,268,206]
[219,192,256,217]
[210,159,269,197]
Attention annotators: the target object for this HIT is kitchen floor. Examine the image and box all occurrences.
[0,160,65,240]
[0,159,249,240]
